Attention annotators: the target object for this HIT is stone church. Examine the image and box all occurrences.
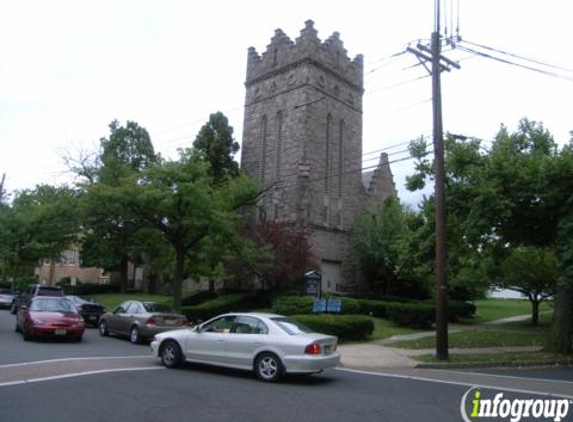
[240,20,396,293]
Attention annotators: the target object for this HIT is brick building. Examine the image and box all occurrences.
[240,20,396,293]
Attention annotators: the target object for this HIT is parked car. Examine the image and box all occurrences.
[98,301,187,344]
[11,284,65,314]
[0,289,16,310]
[65,295,105,327]
[15,296,85,342]
[150,312,340,382]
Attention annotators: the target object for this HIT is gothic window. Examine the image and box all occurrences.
[259,116,268,182]
[274,111,284,182]
[324,113,332,196]
[338,120,345,199]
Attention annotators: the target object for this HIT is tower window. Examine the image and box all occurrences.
[259,116,268,182]
[274,111,284,182]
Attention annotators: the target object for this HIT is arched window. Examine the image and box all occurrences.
[274,111,284,182]
[259,116,268,182]
[324,113,332,195]
[338,120,345,199]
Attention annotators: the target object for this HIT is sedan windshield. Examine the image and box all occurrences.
[271,317,314,335]
[143,303,174,313]
[30,299,77,313]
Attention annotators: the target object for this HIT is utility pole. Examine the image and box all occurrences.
[0,173,5,203]
[408,0,459,360]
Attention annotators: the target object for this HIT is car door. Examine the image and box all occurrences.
[183,315,236,365]
[225,316,269,368]
[107,302,131,335]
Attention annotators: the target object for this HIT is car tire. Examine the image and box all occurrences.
[254,352,284,382]
[129,326,141,344]
[160,340,182,369]
[15,321,21,333]
[73,335,83,343]
[98,320,109,337]
[23,324,32,342]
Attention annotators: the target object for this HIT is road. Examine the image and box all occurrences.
[1,309,572,422]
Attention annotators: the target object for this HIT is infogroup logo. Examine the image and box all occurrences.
[460,388,571,422]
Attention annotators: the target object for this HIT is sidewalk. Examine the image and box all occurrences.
[337,312,554,370]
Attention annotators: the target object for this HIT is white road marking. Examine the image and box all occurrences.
[335,368,573,399]
[0,367,165,388]
[0,355,151,368]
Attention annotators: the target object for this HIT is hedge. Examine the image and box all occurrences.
[272,295,361,316]
[292,314,374,342]
[448,300,477,321]
[385,302,436,328]
[181,291,218,307]
[182,293,271,323]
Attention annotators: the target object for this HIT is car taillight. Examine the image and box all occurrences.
[146,316,156,326]
[304,343,322,355]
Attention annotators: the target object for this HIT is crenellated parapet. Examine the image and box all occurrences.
[246,20,363,92]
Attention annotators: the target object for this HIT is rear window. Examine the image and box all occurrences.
[271,317,314,335]
[38,287,64,297]
[30,299,77,313]
[143,303,173,313]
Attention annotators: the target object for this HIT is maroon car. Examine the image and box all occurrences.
[15,297,85,342]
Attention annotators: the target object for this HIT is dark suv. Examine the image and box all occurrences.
[11,284,65,314]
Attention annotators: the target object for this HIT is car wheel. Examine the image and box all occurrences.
[98,320,109,336]
[23,324,32,342]
[73,335,83,343]
[129,326,141,344]
[254,352,283,382]
[15,321,21,333]
[160,340,182,369]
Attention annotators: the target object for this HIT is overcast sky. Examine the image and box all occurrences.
[1,0,572,206]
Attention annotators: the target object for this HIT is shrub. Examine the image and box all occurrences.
[272,296,314,315]
[182,293,271,323]
[273,295,362,316]
[356,299,390,318]
[181,290,217,306]
[385,302,435,328]
[292,314,374,342]
[448,300,477,321]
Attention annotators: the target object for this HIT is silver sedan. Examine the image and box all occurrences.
[150,312,340,382]
[98,300,187,344]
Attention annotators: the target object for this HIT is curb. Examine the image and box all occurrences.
[415,359,573,370]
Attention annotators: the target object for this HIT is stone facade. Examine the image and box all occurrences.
[240,21,396,293]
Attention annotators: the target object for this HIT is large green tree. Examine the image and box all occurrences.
[0,185,79,289]
[80,120,158,292]
[192,111,240,182]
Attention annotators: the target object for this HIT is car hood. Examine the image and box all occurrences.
[29,311,81,321]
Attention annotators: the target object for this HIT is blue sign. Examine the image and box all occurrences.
[313,299,326,313]
[327,298,342,313]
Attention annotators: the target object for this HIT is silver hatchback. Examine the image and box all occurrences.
[98,300,187,344]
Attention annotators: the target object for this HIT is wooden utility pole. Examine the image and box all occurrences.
[408,0,459,360]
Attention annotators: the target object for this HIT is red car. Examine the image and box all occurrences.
[15,297,85,342]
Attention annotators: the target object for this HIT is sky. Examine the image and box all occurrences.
[1,0,572,207]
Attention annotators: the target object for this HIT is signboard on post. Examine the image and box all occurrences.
[305,270,322,298]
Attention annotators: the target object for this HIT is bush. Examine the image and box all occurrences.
[448,300,477,321]
[292,314,374,342]
[182,293,271,323]
[182,290,217,306]
[75,283,121,295]
[356,299,390,318]
[273,295,362,316]
[385,302,435,328]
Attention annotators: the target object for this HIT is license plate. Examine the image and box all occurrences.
[55,329,67,335]
[89,316,97,321]
[324,345,332,354]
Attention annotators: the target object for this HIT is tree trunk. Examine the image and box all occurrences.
[119,256,128,294]
[551,283,572,354]
[12,261,20,292]
[530,299,539,326]
[208,278,215,295]
[172,248,185,314]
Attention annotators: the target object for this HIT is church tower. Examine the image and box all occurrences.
[241,20,395,292]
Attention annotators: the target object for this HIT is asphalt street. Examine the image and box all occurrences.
[1,309,572,422]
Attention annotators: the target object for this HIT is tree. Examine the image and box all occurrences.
[80,120,158,292]
[0,185,79,289]
[192,112,240,182]
[118,151,259,312]
[499,246,557,325]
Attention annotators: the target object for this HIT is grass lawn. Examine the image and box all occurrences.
[460,298,553,324]
[87,293,172,311]
[368,317,428,341]
[390,327,549,349]
[414,352,573,365]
